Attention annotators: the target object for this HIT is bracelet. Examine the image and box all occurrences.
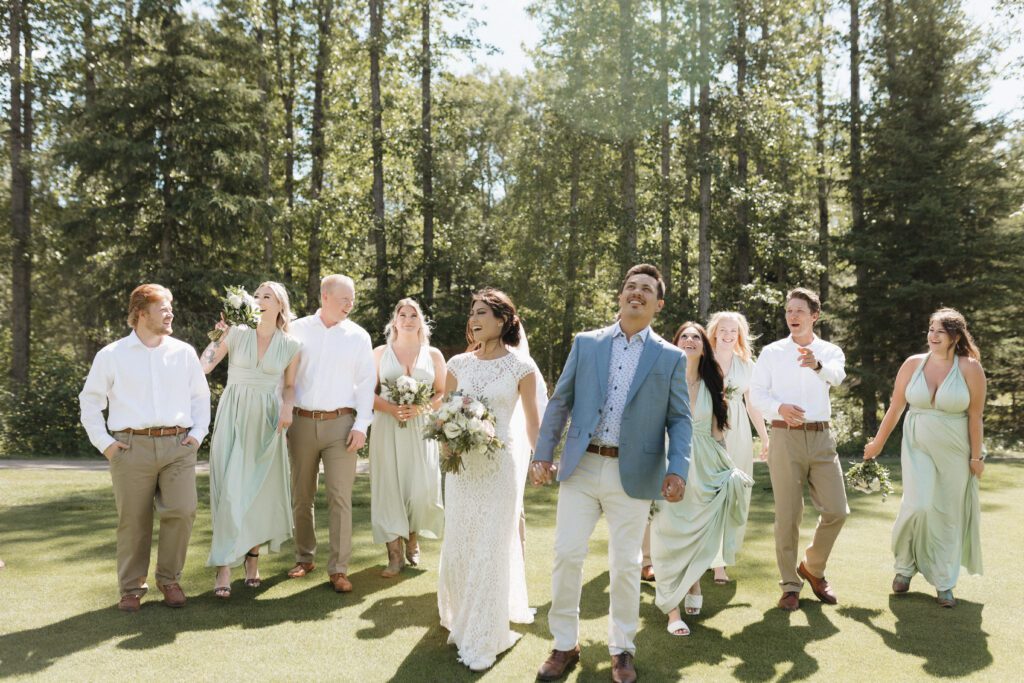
[970,458,984,462]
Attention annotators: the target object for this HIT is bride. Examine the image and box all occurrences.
[438,288,542,671]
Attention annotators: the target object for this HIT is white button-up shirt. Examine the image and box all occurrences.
[750,334,846,422]
[79,331,211,454]
[290,311,376,433]
[592,323,650,446]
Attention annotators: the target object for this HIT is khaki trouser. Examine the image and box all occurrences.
[109,431,198,598]
[287,413,356,575]
[768,426,849,593]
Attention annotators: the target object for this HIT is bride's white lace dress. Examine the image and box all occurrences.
[438,351,537,671]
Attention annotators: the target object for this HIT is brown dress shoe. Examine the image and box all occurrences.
[640,565,655,582]
[287,562,315,578]
[798,562,837,604]
[329,572,353,593]
[157,582,186,608]
[536,645,580,681]
[611,652,637,683]
[117,594,141,613]
[778,591,800,611]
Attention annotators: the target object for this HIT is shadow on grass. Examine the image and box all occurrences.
[839,594,992,678]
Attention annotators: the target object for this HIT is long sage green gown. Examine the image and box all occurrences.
[207,326,301,567]
[893,354,982,590]
[651,382,754,612]
[369,345,444,545]
[714,355,756,567]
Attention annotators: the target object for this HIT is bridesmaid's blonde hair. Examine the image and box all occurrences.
[707,311,756,362]
[385,298,431,346]
[257,281,295,333]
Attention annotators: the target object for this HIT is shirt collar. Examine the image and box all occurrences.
[126,330,166,349]
[786,334,819,348]
[313,309,347,330]
[612,322,650,343]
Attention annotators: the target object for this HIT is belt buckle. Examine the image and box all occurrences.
[311,410,323,420]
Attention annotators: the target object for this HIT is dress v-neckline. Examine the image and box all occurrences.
[391,344,423,376]
[921,352,956,408]
[255,329,278,367]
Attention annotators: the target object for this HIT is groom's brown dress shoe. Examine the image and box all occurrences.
[798,562,837,604]
[536,645,580,681]
[117,594,141,613]
[611,652,637,683]
[778,591,800,611]
[287,562,315,578]
[157,582,187,608]
[329,572,353,593]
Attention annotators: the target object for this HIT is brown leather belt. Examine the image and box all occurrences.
[771,420,829,432]
[122,426,188,436]
[586,443,619,458]
[294,407,356,420]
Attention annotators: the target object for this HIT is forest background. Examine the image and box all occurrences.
[2,0,1023,457]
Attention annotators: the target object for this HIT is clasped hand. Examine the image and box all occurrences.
[529,460,557,486]
[661,474,685,502]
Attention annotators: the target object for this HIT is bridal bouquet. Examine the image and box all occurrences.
[380,375,434,427]
[845,459,894,501]
[208,286,261,342]
[423,392,503,474]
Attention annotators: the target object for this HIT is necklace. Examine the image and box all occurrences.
[687,377,701,389]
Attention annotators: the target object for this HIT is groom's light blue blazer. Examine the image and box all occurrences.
[533,323,693,500]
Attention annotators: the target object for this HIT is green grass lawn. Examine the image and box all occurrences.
[1,458,1021,682]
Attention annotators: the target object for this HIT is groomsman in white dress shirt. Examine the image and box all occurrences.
[285,274,376,593]
[750,287,848,612]
[80,284,210,613]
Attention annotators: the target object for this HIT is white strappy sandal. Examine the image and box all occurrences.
[666,618,690,637]
[684,593,703,616]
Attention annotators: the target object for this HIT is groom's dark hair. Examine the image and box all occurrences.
[620,264,665,300]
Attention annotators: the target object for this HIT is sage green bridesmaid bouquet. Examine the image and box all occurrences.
[380,375,433,427]
[208,285,261,341]
[846,459,895,501]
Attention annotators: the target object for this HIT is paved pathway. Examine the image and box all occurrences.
[0,458,370,474]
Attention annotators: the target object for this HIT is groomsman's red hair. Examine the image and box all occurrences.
[127,284,172,327]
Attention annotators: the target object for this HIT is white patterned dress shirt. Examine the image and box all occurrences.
[592,324,651,447]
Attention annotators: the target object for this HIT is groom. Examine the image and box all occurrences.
[530,264,692,683]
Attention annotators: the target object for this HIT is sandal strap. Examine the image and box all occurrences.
[666,619,690,635]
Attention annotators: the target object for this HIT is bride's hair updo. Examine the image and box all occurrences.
[466,288,522,350]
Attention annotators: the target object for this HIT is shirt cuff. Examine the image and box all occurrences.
[353,417,372,433]
[188,428,207,444]
[93,433,116,455]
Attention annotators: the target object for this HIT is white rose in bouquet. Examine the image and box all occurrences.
[397,375,418,392]
[469,400,485,418]
[443,421,464,439]
[869,477,881,492]
[467,417,484,434]
[227,294,243,308]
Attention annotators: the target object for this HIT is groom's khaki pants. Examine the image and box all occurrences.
[109,431,198,597]
[768,426,849,593]
[550,453,651,656]
[288,413,357,575]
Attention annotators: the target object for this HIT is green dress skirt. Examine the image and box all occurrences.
[652,382,754,612]
[207,326,301,567]
[892,354,982,590]
[368,345,444,544]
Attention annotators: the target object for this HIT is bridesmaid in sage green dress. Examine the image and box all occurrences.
[369,298,447,578]
[864,308,985,608]
[652,323,753,636]
[199,282,301,598]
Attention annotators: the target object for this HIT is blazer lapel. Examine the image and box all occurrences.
[594,325,615,400]
[625,334,663,406]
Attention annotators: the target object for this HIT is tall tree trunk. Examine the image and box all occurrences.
[271,0,297,287]
[420,0,435,311]
[618,0,637,273]
[307,0,332,306]
[850,0,875,432]
[697,0,712,319]
[158,11,178,268]
[369,0,388,330]
[658,0,673,298]
[8,0,32,388]
[561,142,581,365]
[256,22,274,271]
[815,0,830,339]
[735,0,750,286]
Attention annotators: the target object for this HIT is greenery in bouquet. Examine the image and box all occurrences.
[381,374,434,427]
[845,459,895,501]
[423,391,503,474]
[209,286,261,341]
